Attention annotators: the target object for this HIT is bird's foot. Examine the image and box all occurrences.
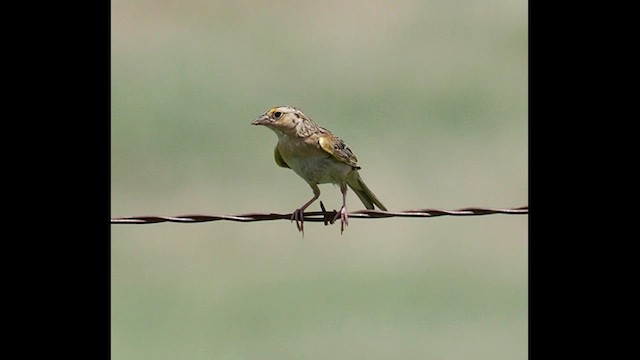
[332,205,349,234]
[291,208,305,233]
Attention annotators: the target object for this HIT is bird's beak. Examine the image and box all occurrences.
[251,114,271,125]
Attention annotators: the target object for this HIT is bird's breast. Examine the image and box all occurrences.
[276,137,353,184]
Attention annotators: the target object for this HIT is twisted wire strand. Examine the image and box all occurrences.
[111,206,528,224]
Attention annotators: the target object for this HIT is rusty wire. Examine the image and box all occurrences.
[111,204,528,225]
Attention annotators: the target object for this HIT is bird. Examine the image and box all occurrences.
[251,106,387,234]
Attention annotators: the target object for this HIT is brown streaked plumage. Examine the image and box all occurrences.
[251,106,387,234]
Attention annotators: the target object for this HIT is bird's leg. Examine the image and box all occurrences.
[332,183,349,234]
[292,184,320,233]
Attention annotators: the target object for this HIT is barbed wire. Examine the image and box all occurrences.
[111,204,528,225]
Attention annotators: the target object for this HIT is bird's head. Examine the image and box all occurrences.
[251,106,312,137]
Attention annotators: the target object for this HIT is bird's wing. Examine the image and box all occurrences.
[318,134,360,168]
[274,146,290,168]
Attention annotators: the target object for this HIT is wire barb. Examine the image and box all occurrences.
[111,206,528,225]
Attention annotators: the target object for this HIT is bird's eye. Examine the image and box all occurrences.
[273,111,282,118]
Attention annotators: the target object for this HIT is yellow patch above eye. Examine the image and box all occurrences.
[268,107,281,116]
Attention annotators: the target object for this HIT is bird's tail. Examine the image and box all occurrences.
[347,171,387,211]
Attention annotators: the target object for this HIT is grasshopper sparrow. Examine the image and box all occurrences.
[252,106,387,233]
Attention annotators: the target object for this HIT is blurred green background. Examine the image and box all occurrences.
[111,0,527,359]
